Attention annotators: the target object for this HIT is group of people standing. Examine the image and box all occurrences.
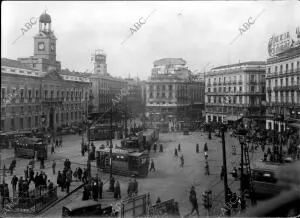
[56,159,73,194]
[82,176,104,201]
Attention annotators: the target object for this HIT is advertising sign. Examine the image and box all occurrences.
[268,32,292,57]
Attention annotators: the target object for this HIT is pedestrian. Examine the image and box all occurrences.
[59,136,63,148]
[153,143,157,152]
[196,144,199,153]
[51,145,55,154]
[180,154,184,167]
[110,176,115,192]
[114,181,121,199]
[133,178,138,196]
[57,171,62,189]
[11,175,18,193]
[204,151,208,160]
[24,166,29,180]
[205,161,210,175]
[9,163,14,176]
[34,172,39,188]
[156,197,161,204]
[188,186,199,217]
[150,159,155,172]
[159,144,163,152]
[92,180,98,201]
[65,178,71,194]
[29,168,34,184]
[204,143,208,152]
[73,168,78,181]
[98,179,103,199]
[77,167,83,182]
[232,167,238,180]
[52,160,56,175]
[178,144,181,152]
[127,179,134,197]
[82,186,90,201]
[174,148,178,157]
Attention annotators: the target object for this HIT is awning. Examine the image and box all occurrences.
[225,115,241,121]
[288,122,300,129]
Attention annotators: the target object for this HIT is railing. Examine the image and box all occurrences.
[0,187,58,215]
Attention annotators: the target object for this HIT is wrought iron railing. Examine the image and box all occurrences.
[0,186,58,215]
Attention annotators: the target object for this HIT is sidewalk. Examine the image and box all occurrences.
[205,132,270,216]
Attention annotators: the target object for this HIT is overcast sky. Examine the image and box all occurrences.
[2,1,299,80]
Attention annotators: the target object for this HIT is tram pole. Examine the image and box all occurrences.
[221,125,229,207]
[110,106,113,182]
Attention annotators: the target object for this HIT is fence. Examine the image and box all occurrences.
[0,186,58,214]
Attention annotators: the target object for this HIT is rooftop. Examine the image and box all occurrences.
[211,61,266,70]
[153,58,186,67]
[1,58,36,71]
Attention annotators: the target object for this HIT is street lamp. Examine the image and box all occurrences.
[82,113,92,180]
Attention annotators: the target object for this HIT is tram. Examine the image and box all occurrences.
[89,124,118,141]
[96,148,150,177]
[14,137,48,159]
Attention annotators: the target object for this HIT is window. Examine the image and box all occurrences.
[280,79,283,86]
[268,68,271,75]
[1,120,4,131]
[239,96,242,104]
[239,86,242,92]
[11,118,15,130]
[10,69,16,72]
[251,86,255,92]
[291,63,294,71]
[20,118,23,129]
[280,65,283,73]
[223,87,226,92]
[35,116,38,127]
[44,90,48,99]
[286,64,288,72]
[150,92,153,98]
[1,88,5,99]
[28,90,32,99]
[36,90,39,99]
[234,87,236,92]
[28,117,31,128]
[275,66,278,73]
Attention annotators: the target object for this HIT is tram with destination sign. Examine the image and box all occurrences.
[89,124,118,141]
[96,148,150,177]
[14,137,47,159]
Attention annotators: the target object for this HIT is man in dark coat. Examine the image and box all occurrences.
[114,181,121,199]
[127,179,134,197]
[133,178,138,195]
[109,176,115,192]
[189,186,199,216]
[77,167,83,182]
[57,171,62,188]
[82,186,90,201]
[11,175,18,193]
[150,159,155,172]
[29,168,34,184]
[92,180,98,201]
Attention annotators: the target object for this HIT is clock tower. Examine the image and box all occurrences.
[34,11,57,69]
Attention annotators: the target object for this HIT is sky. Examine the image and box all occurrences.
[1,1,299,80]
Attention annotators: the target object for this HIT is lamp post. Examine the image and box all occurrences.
[82,113,91,180]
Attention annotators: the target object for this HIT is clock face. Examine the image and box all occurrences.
[51,44,55,51]
[38,42,45,50]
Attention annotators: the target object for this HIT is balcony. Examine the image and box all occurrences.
[42,97,63,106]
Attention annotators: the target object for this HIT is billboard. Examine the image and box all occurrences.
[268,32,292,57]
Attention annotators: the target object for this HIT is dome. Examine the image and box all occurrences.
[39,12,51,23]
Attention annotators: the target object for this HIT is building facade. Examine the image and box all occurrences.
[146,58,204,130]
[205,61,266,125]
[1,12,91,133]
[266,29,300,134]
[1,59,91,132]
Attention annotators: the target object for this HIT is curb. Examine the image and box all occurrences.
[34,182,85,216]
